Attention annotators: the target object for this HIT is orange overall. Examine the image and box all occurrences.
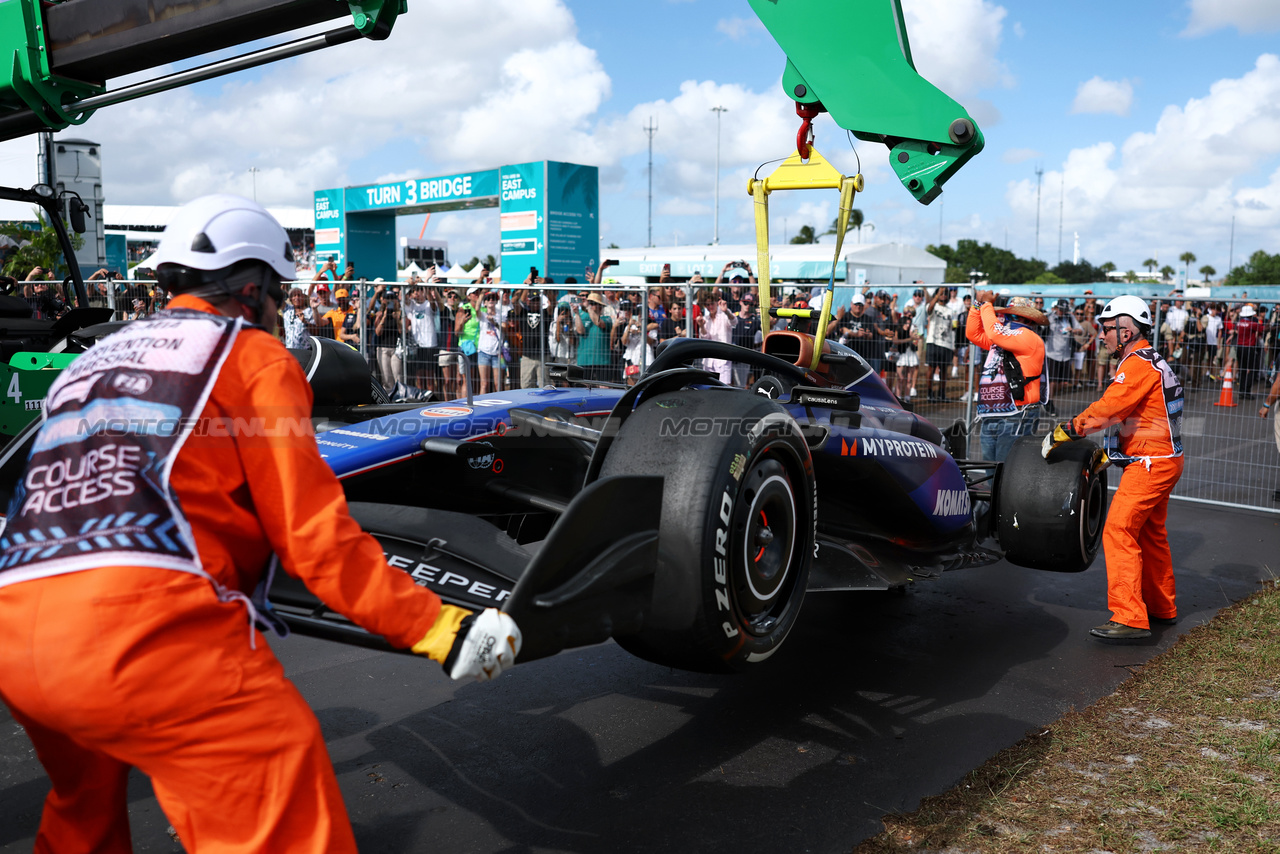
[966,302,1044,407]
[0,294,443,853]
[1072,340,1184,630]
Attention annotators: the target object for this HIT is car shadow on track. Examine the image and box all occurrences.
[336,573,1078,854]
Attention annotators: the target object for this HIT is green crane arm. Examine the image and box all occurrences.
[0,0,406,142]
[749,0,984,205]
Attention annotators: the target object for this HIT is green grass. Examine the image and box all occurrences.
[854,578,1280,854]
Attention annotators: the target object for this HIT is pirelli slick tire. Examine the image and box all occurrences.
[600,389,815,673]
[996,434,1108,573]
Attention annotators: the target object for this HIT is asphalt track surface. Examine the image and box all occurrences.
[2,502,1275,853]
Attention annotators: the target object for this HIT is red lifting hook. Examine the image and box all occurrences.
[795,102,821,160]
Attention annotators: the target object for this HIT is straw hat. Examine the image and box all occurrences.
[994,296,1048,325]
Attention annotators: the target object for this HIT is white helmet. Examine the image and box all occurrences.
[152,194,295,282]
[1098,294,1151,326]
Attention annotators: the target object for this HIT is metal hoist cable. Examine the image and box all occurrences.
[748,146,862,370]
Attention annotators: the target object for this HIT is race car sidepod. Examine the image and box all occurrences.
[266,474,663,664]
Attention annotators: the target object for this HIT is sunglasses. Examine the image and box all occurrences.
[1101,323,1118,333]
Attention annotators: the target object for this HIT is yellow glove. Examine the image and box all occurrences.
[1041,421,1081,459]
[411,604,472,663]
[412,604,522,682]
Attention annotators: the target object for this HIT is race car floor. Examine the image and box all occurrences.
[0,502,1276,853]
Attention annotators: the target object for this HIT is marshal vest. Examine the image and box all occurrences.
[0,309,242,589]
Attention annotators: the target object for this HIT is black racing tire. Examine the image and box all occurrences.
[600,389,815,672]
[996,434,1108,573]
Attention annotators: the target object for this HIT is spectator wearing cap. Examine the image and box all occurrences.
[967,292,1048,463]
[474,289,509,394]
[436,286,463,399]
[326,288,360,345]
[306,283,335,339]
[730,291,763,386]
[1044,298,1082,408]
[507,288,551,389]
[828,292,884,371]
[573,292,614,383]
[1227,304,1265,398]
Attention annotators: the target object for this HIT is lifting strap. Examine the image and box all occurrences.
[748,146,862,370]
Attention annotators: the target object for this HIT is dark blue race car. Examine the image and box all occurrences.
[265,329,1110,673]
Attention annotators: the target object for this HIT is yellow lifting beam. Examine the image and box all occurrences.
[748,146,862,371]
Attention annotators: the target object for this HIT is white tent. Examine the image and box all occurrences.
[489,266,501,283]
[397,261,424,281]
[444,262,471,282]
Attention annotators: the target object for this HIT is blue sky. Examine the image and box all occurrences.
[2,0,1278,280]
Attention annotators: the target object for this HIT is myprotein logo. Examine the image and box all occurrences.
[849,436,940,459]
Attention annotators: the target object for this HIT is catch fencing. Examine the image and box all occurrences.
[31,274,1280,513]
[937,289,1280,515]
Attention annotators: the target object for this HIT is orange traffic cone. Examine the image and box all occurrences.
[1213,366,1237,408]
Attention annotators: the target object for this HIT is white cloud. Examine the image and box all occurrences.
[716,17,765,41]
[1006,54,1280,262]
[1071,77,1135,117]
[1002,147,1041,164]
[71,0,607,206]
[1183,0,1280,36]
[901,0,1012,121]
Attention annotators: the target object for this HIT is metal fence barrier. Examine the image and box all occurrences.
[20,273,1280,513]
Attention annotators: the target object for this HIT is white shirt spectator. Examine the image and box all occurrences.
[1204,310,1223,346]
[281,305,311,349]
[925,302,956,350]
[1046,310,1081,362]
[1165,304,1188,335]
[477,303,509,356]
[406,296,437,348]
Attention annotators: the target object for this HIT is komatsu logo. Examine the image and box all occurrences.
[932,488,971,517]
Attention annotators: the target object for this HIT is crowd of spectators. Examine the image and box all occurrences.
[5,257,1278,407]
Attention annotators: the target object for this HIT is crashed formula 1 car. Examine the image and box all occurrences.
[261,331,1110,673]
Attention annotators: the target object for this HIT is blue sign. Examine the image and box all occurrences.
[498,162,545,275]
[545,162,598,282]
[316,161,597,284]
[345,170,500,213]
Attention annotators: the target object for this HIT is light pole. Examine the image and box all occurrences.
[711,106,727,244]
[644,117,658,248]
[248,166,261,202]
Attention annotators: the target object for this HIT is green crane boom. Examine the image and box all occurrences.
[749,0,984,204]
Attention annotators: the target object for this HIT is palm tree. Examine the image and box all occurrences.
[1159,265,1175,282]
[790,224,818,245]
[1143,257,1157,273]
[1124,270,1138,283]
[1099,261,1116,275]
[1199,264,1216,283]
[1179,251,1196,283]
[823,209,865,242]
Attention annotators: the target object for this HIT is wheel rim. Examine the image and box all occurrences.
[1079,472,1105,556]
[732,461,799,635]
